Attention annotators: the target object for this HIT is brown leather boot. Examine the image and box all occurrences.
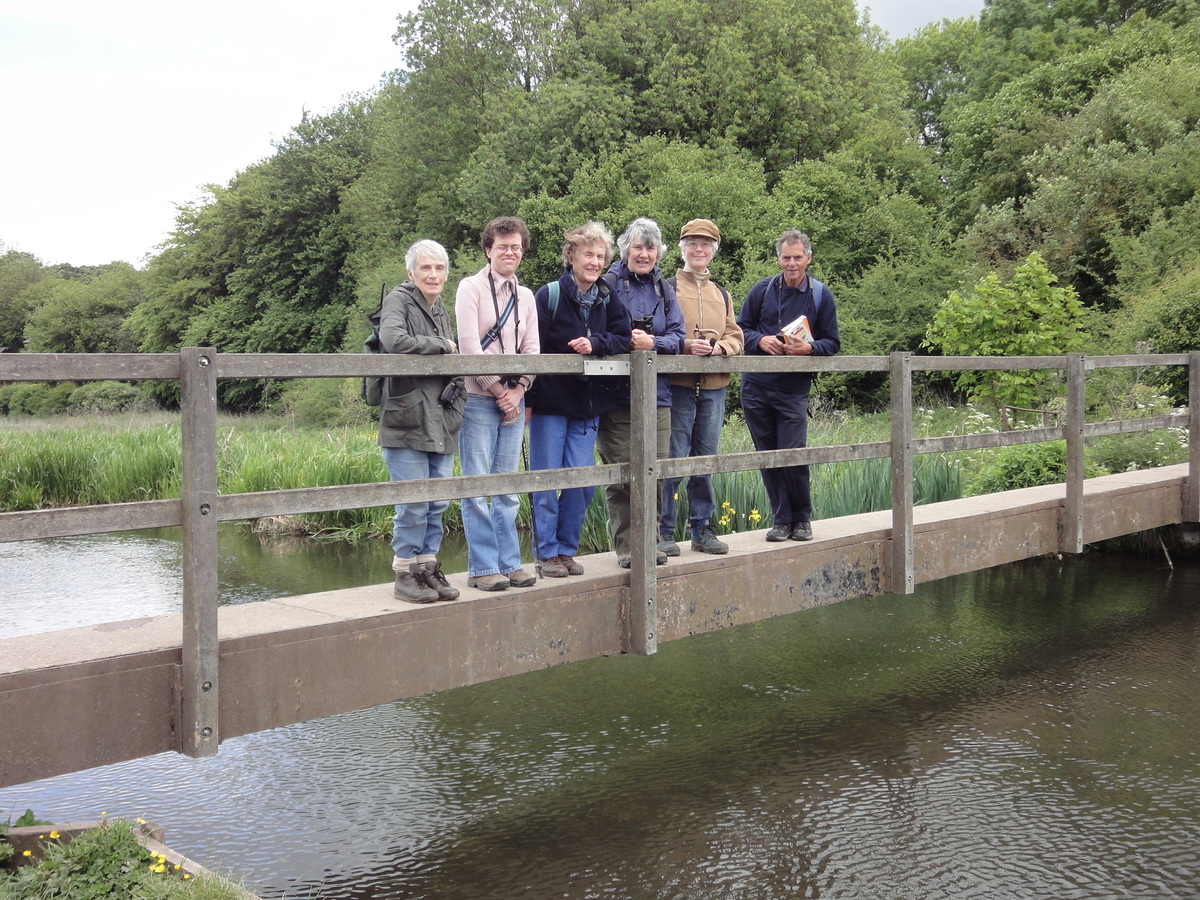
[394,569,438,603]
[414,561,459,602]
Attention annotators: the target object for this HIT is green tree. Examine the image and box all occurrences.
[23,263,145,354]
[0,250,44,353]
[963,42,1200,307]
[924,252,1085,427]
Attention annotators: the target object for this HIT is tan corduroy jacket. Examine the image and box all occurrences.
[668,268,744,390]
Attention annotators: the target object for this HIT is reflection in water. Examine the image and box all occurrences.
[0,526,462,638]
[3,547,1199,899]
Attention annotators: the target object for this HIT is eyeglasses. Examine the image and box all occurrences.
[493,244,524,254]
[683,240,715,250]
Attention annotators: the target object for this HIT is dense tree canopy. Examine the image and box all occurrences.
[4,0,1197,414]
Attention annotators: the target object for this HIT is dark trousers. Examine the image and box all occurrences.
[740,381,810,527]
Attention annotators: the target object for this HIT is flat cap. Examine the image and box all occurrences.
[680,218,720,241]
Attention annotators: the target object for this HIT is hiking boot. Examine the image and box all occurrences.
[507,568,537,587]
[394,570,438,604]
[537,557,569,578]
[658,537,681,557]
[790,522,813,542]
[559,555,584,576]
[414,562,459,602]
[766,523,791,542]
[691,527,729,555]
[467,573,509,592]
[619,552,668,569]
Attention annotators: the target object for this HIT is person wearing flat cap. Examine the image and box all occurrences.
[659,218,744,558]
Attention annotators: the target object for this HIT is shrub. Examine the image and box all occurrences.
[43,382,78,414]
[4,382,52,415]
[963,441,1105,495]
[279,377,372,428]
[68,380,153,413]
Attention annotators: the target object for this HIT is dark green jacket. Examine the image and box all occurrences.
[377,282,463,454]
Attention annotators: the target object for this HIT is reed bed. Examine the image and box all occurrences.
[2,412,961,549]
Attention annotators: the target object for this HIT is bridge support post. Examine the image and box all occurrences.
[1063,353,1087,553]
[890,352,914,594]
[1189,351,1200,523]
[179,347,220,757]
[628,350,659,654]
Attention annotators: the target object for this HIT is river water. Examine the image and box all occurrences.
[2,530,1199,899]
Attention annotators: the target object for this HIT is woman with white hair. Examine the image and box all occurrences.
[378,238,465,604]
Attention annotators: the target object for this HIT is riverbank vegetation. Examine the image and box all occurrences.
[2,0,1198,417]
[0,813,249,899]
[2,398,1187,551]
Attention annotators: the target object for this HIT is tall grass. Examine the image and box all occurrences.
[2,411,962,548]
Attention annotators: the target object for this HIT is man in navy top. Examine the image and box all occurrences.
[736,229,841,542]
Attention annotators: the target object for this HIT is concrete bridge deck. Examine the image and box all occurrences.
[1,464,1191,789]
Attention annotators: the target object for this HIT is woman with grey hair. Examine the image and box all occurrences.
[378,238,465,603]
[525,222,632,578]
[597,217,685,569]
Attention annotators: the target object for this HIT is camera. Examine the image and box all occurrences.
[632,315,655,334]
[500,375,522,389]
[438,380,467,408]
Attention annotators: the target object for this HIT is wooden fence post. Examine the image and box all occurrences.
[179,347,220,757]
[890,352,914,594]
[1190,351,1200,523]
[628,349,659,655]
[1063,353,1086,553]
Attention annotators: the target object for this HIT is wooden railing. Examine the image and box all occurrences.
[2,349,1198,760]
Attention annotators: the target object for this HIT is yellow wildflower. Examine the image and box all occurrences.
[22,850,32,857]
[49,830,60,839]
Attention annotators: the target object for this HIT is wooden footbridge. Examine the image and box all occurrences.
[1,349,1197,789]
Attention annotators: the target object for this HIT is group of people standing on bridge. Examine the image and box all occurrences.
[375,216,840,604]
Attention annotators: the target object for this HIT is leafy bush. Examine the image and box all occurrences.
[4,382,52,415]
[1089,428,1189,474]
[964,441,1105,495]
[278,376,372,428]
[67,381,153,413]
[43,382,78,414]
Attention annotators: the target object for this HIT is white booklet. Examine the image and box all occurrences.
[780,314,812,343]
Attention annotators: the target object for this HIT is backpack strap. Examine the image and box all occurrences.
[548,280,560,319]
[769,273,824,318]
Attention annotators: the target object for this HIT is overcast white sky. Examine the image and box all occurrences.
[1,0,982,268]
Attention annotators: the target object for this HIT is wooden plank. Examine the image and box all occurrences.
[179,348,220,758]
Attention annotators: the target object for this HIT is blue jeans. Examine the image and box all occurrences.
[528,412,598,560]
[661,384,726,540]
[381,446,453,559]
[459,393,525,577]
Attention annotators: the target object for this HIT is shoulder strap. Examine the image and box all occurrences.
[769,273,823,317]
[810,277,826,317]
[548,280,560,319]
[713,281,731,316]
